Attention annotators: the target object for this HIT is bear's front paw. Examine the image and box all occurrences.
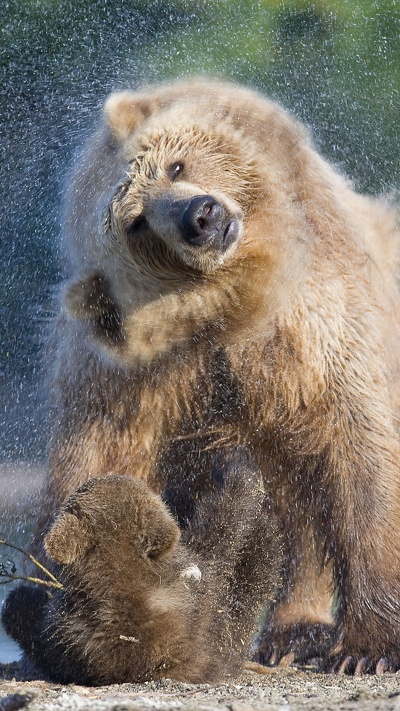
[254,621,336,668]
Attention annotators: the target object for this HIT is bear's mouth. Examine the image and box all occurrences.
[181,218,240,251]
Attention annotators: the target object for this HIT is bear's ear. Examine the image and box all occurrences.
[64,271,125,347]
[104,90,160,141]
[45,512,92,565]
[141,511,181,561]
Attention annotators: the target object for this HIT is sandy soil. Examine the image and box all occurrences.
[1,662,400,711]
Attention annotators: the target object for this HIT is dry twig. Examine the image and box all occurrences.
[0,539,64,590]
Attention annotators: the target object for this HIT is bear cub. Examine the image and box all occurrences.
[3,449,281,685]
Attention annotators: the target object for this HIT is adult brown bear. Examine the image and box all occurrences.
[30,78,400,673]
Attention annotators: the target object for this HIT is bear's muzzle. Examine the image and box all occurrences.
[178,195,240,252]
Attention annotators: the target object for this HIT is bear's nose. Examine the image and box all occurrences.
[181,195,224,246]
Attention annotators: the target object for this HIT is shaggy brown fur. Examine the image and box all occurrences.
[25,78,400,672]
[3,451,281,684]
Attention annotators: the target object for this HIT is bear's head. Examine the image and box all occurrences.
[102,96,263,277]
[45,476,181,568]
[63,80,309,362]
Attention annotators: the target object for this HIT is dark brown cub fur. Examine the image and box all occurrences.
[3,449,281,684]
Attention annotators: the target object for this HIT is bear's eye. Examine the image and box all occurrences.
[168,162,185,181]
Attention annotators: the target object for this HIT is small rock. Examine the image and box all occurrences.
[0,692,37,711]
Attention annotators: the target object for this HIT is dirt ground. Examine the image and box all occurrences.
[1,661,400,711]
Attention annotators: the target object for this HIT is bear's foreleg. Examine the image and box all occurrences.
[317,398,400,673]
[255,531,335,666]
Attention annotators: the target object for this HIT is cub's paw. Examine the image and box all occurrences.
[2,585,50,651]
[254,622,336,668]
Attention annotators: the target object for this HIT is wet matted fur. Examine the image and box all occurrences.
[16,78,400,672]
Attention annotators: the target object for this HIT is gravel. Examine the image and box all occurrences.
[1,662,400,711]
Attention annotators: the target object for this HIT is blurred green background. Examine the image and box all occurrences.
[1,0,399,461]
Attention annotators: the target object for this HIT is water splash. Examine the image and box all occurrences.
[1,0,399,661]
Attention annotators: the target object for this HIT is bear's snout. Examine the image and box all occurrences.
[179,195,240,252]
[181,196,223,244]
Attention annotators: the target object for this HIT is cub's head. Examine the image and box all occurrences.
[45,476,181,569]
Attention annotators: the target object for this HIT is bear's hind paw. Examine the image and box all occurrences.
[322,654,398,675]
